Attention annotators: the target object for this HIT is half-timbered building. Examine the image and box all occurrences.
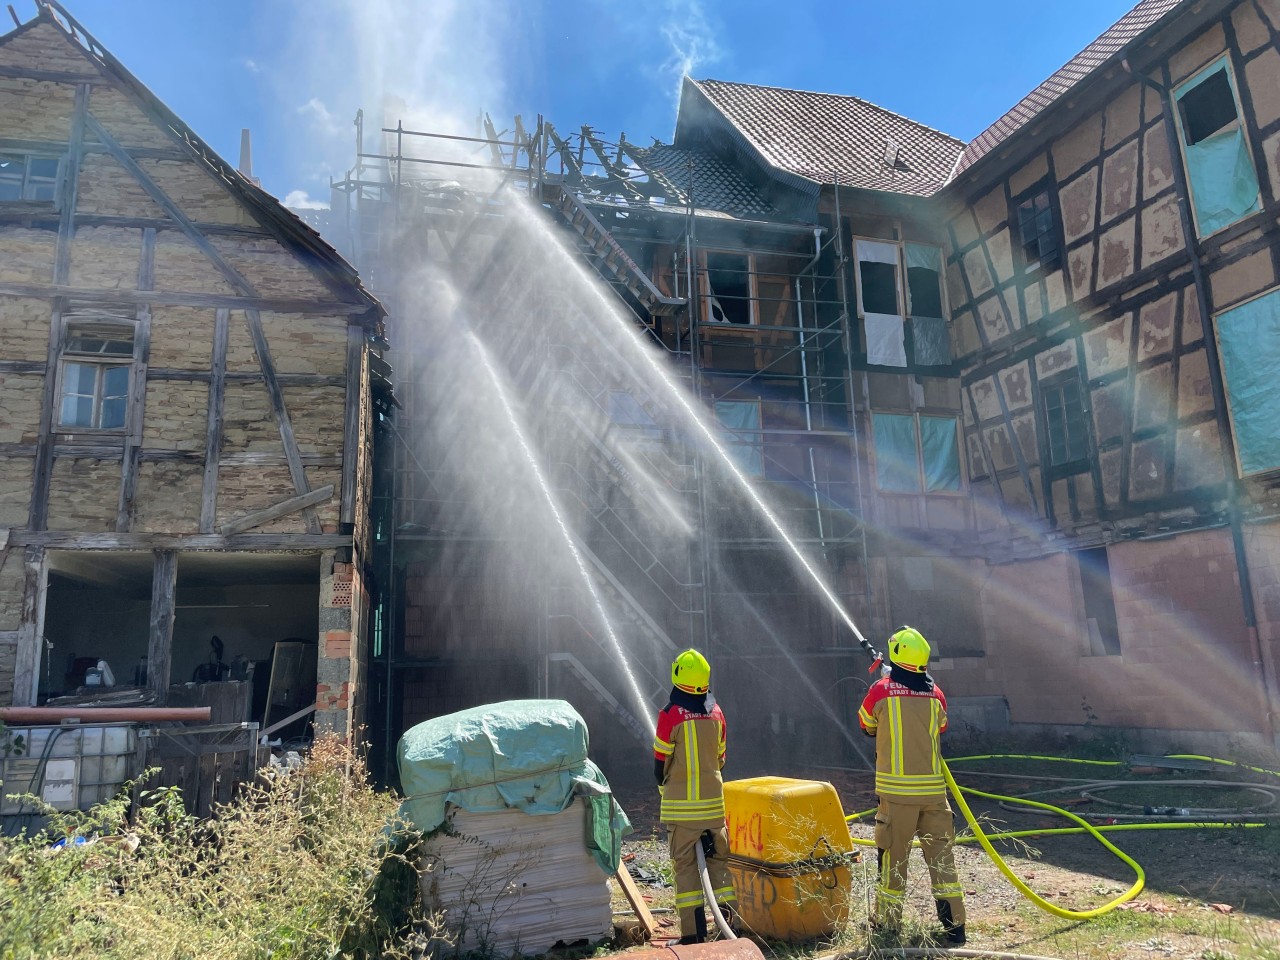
[0,1,385,807]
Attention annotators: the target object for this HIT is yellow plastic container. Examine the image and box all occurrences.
[724,776,855,941]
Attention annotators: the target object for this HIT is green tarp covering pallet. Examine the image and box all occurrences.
[396,699,632,874]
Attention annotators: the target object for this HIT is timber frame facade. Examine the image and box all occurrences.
[0,2,385,761]
[312,0,1280,772]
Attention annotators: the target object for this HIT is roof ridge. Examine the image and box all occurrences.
[693,76,966,146]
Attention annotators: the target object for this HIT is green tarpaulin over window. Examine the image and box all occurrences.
[1184,126,1260,236]
[715,400,763,477]
[873,413,920,492]
[920,416,962,491]
[1216,289,1280,476]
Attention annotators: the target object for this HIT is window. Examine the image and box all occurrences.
[704,251,754,325]
[871,412,962,493]
[607,390,662,441]
[714,400,763,477]
[1077,547,1120,656]
[1013,186,1061,273]
[1041,375,1090,471]
[1173,57,1261,237]
[857,240,907,367]
[0,153,60,203]
[855,238,951,368]
[904,243,951,366]
[1214,287,1280,476]
[57,319,134,431]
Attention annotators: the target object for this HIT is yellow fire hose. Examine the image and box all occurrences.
[844,753,1273,921]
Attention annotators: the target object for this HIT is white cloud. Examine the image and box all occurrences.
[283,189,329,210]
[243,58,261,74]
[297,96,343,138]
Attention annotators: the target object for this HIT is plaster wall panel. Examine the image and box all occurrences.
[1143,122,1175,199]
[1209,250,1275,310]
[1137,293,1177,362]
[1140,193,1184,268]
[1053,112,1104,180]
[1059,167,1098,244]
[132,462,201,532]
[1096,216,1136,291]
[1083,315,1132,378]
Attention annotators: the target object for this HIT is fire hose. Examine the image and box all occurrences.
[847,637,1272,920]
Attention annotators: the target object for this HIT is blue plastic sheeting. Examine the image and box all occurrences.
[920,416,962,492]
[396,699,632,873]
[1184,126,1260,236]
[715,400,763,476]
[905,243,942,272]
[873,413,920,492]
[1216,289,1280,476]
[911,315,951,366]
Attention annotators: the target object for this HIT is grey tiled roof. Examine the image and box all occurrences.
[629,143,776,218]
[953,0,1188,177]
[687,78,965,197]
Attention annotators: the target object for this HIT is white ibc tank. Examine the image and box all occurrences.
[420,798,612,956]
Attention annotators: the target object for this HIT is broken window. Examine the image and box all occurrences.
[0,152,59,203]
[1013,187,1061,273]
[704,251,753,325]
[1041,374,1090,470]
[872,412,962,493]
[1174,58,1260,237]
[57,316,134,431]
[857,240,906,367]
[1215,287,1280,476]
[1077,547,1120,656]
[715,399,763,477]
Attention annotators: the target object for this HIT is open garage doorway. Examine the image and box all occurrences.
[41,551,320,740]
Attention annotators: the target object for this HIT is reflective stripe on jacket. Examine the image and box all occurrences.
[654,700,727,825]
[859,678,948,799]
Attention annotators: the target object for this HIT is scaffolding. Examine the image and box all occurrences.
[318,112,876,779]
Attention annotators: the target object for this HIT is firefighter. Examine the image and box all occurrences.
[653,648,736,944]
[858,626,965,945]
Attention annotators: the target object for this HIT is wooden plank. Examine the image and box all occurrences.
[200,308,229,533]
[0,281,371,316]
[340,324,363,526]
[10,531,352,550]
[0,138,191,162]
[146,550,177,702]
[28,299,66,531]
[11,546,47,707]
[613,861,659,940]
[0,361,46,374]
[0,65,107,84]
[147,368,346,386]
[117,226,155,531]
[220,484,334,536]
[53,84,89,286]
[244,309,320,532]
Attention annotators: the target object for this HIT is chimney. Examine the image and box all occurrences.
[238,128,260,185]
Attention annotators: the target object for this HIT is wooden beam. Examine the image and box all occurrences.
[0,65,107,84]
[146,550,177,702]
[340,324,363,526]
[0,280,372,316]
[28,299,66,531]
[146,368,346,387]
[54,84,89,286]
[0,210,276,237]
[118,226,155,531]
[9,531,353,550]
[220,484,334,536]
[200,308,229,533]
[613,862,659,941]
[0,361,46,374]
[85,113,322,527]
[11,545,48,707]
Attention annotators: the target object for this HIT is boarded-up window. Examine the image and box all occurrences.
[872,413,962,493]
[1215,288,1280,476]
[715,399,763,477]
[1174,58,1261,237]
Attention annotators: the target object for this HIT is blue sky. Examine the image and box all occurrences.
[38,0,1140,207]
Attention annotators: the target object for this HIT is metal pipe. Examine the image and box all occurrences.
[0,706,210,723]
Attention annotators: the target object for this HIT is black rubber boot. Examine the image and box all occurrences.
[944,925,967,946]
[936,900,966,945]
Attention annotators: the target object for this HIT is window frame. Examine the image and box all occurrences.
[852,235,952,370]
[53,312,137,435]
[1170,54,1262,240]
[0,151,63,206]
[700,249,757,326]
[870,409,966,496]
[1038,370,1092,479]
[1009,178,1064,276]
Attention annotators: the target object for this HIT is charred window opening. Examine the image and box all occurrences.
[859,262,899,316]
[1014,189,1061,273]
[57,316,134,431]
[0,152,60,203]
[1077,547,1120,656]
[704,252,753,325]
[1178,68,1238,145]
[1042,375,1090,470]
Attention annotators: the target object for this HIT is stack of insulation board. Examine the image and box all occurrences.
[421,798,612,955]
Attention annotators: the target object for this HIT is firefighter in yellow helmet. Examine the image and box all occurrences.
[653,649,736,943]
[858,627,965,945]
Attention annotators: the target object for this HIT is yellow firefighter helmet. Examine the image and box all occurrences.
[671,648,711,694]
[888,626,931,673]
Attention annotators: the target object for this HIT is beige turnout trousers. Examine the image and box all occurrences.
[668,822,735,937]
[873,796,965,929]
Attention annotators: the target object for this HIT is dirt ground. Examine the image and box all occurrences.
[607,755,1280,960]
